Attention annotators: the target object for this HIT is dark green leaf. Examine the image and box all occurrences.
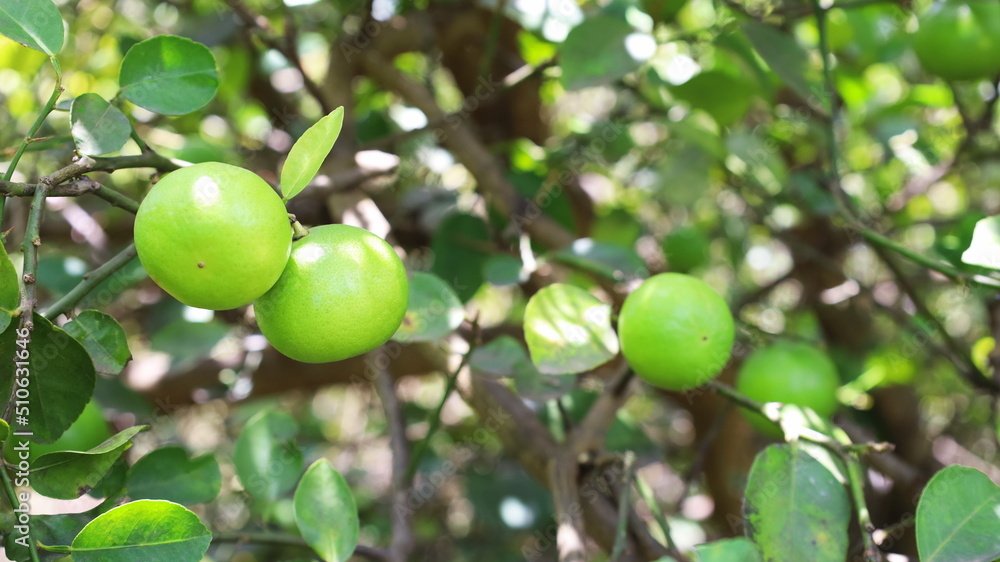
[71,500,211,561]
[280,107,344,201]
[523,284,619,375]
[962,216,1000,270]
[31,425,147,500]
[233,410,303,502]
[0,0,64,55]
[63,310,132,376]
[916,465,1000,562]
[118,35,218,115]
[0,313,96,443]
[127,447,221,505]
[69,94,131,156]
[293,459,359,562]
[561,17,653,90]
[741,22,827,112]
[149,319,229,372]
[430,213,491,302]
[483,255,524,286]
[392,272,465,343]
[743,444,850,562]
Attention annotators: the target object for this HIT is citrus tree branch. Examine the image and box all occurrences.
[359,50,575,250]
[0,57,63,222]
[43,243,138,320]
[0,178,140,214]
[373,364,414,562]
[213,532,388,560]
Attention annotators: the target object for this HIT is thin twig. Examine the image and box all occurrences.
[846,454,883,562]
[374,361,414,562]
[610,452,636,562]
[0,178,139,214]
[0,465,41,562]
[43,243,138,319]
[632,472,684,560]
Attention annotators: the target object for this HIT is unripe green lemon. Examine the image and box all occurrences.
[254,224,409,363]
[911,1,1000,81]
[617,273,735,390]
[134,162,292,310]
[735,342,841,437]
[3,399,111,465]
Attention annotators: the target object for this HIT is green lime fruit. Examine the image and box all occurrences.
[617,273,735,390]
[735,342,841,437]
[134,162,291,310]
[911,1,1000,81]
[662,226,711,273]
[3,399,112,464]
[255,224,409,363]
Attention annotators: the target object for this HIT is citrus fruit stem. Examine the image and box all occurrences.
[291,220,310,240]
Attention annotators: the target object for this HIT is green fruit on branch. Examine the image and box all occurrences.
[617,273,735,390]
[254,224,409,363]
[735,342,841,437]
[911,0,1000,81]
[134,162,292,310]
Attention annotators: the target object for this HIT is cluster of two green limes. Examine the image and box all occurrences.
[134,163,409,363]
[617,273,841,435]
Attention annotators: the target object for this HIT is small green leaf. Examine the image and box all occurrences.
[70,93,131,156]
[31,425,147,500]
[127,447,221,506]
[63,310,132,376]
[233,410,303,502]
[71,500,211,562]
[962,216,1000,270]
[119,35,218,115]
[916,465,1000,562]
[560,17,653,90]
[523,283,619,375]
[693,537,762,562]
[0,0,64,55]
[280,107,345,201]
[430,213,492,302]
[743,444,850,562]
[0,241,18,311]
[293,459,359,562]
[392,272,465,343]
[741,22,827,112]
[0,313,96,443]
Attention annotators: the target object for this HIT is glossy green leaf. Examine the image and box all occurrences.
[63,310,132,376]
[0,0,64,55]
[523,283,619,375]
[118,35,218,115]
[561,17,653,90]
[392,272,465,343]
[293,459,359,562]
[127,447,221,506]
[71,500,211,561]
[233,410,303,502]
[0,313,96,443]
[430,213,492,302]
[741,22,827,112]
[31,425,147,500]
[916,465,1000,562]
[70,93,131,156]
[962,216,1000,270]
[743,444,850,562]
[280,106,344,201]
[551,238,648,282]
[0,242,18,311]
[694,537,762,562]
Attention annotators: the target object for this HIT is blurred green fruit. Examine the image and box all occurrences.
[255,224,409,363]
[735,342,841,437]
[134,162,292,310]
[911,0,1000,81]
[618,273,735,390]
